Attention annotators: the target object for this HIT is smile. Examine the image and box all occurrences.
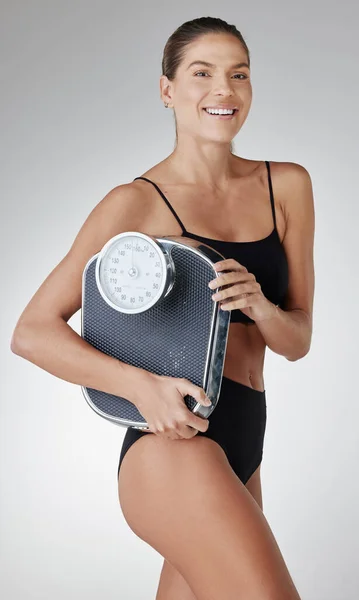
[202,108,238,120]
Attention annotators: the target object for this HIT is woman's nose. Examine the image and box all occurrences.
[211,78,235,95]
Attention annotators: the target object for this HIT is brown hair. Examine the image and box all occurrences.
[161,17,250,153]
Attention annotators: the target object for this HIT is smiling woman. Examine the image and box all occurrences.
[11,14,314,600]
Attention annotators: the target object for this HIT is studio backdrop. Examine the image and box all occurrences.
[1,1,358,599]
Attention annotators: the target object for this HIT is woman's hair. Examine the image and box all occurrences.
[162,17,250,153]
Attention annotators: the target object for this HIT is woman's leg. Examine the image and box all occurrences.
[154,463,264,600]
[118,434,301,600]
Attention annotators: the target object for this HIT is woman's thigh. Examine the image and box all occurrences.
[118,433,300,600]
[155,463,264,600]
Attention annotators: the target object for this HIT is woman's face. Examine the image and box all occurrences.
[161,33,252,145]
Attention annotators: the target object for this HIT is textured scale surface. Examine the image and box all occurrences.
[82,246,220,423]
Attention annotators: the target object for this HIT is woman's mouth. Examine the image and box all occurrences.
[202,108,238,120]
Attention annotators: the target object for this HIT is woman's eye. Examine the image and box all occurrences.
[194,71,247,80]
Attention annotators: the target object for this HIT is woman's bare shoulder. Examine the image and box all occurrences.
[92,179,153,223]
[71,179,156,247]
[266,160,312,192]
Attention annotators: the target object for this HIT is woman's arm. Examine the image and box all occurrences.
[10,183,153,405]
[255,162,315,361]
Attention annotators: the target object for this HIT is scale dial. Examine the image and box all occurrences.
[95,231,175,313]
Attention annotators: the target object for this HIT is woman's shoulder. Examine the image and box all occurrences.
[234,156,310,179]
[97,179,155,219]
[265,160,313,203]
[267,159,311,177]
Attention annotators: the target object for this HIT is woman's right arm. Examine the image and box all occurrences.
[10,183,153,406]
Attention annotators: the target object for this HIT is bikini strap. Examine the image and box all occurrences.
[133,176,186,234]
[265,161,277,231]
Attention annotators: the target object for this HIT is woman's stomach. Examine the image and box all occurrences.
[222,322,267,392]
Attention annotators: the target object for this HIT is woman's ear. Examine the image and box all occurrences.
[159,75,173,107]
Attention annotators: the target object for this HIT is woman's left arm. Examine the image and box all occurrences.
[252,162,315,361]
[209,162,315,361]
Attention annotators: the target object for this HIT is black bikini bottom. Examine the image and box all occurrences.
[117,375,267,485]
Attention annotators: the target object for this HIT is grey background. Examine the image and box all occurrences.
[1,1,358,599]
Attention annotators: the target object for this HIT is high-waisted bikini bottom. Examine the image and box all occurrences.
[117,375,267,485]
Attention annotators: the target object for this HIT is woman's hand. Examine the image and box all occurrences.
[208,258,278,322]
[132,371,211,440]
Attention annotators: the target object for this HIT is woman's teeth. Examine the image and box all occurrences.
[204,108,236,115]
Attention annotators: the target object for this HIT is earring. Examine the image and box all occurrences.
[164,102,169,108]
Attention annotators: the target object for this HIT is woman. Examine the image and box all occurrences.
[11,16,315,600]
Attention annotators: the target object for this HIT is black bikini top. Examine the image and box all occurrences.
[133,161,289,324]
